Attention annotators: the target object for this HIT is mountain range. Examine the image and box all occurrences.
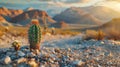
[11,10,55,25]
[53,6,120,25]
[53,7,102,25]
[0,6,120,28]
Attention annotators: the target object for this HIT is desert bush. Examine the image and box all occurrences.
[96,30,105,40]
[84,30,105,40]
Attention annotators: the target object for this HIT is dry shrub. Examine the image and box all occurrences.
[56,30,79,36]
[96,30,105,40]
[105,28,120,40]
[84,30,105,40]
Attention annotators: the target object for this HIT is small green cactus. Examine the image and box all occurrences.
[28,19,42,52]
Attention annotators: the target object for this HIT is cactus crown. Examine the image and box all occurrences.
[31,19,40,25]
[28,20,41,50]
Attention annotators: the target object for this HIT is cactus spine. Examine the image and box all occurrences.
[28,20,41,51]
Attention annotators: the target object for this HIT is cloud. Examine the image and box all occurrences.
[45,0,103,7]
[106,0,120,2]
[38,0,95,3]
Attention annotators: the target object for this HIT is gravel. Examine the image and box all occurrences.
[0,34,120,67]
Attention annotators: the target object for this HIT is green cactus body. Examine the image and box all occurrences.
[28,23,41,50]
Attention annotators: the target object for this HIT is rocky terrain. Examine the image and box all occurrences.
[0,34,120,67]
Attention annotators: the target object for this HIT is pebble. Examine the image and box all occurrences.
[26,52,36,58]
[18,51,25,57]
[3,56,11,64]
[16,58,27,64]
[28,58,38,67]
[72,60,85,66]
[6,52,12,56]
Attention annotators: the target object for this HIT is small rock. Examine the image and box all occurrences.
[3,56,11,64]
[18,51,25,57]
[16,58,27,64]
[73,60,85,66]
[26,52,36,58]
[54,48,60,53]
[108,52,113,57]
[101,41,104,44]
[6,52,12,56]
[28,58,38,67]
[40,65,45,67]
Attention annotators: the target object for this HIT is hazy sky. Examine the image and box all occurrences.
[0,0,120,11]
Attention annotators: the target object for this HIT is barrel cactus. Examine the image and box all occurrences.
[28,19,41,51]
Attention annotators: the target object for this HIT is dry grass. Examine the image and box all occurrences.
[0,26,80,39]
[48,29,80,36]
[84,30,105,40]
[8,26,28,37]
[0,26,28,38]
[84,28,120,41]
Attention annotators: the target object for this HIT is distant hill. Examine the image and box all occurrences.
[11,10,56,25]
[0,7,23,17]
[82,6,120,22]
[53,7,102,25]
[0,7,23,22]
[50,21,69,28]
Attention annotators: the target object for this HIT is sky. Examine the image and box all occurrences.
[0,0,120,12]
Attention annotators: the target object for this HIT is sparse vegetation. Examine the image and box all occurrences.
[49,29,80,36]
[84,28,120,41]
[96,29,105,40]
[12,40,21,56]
[84,29,105,40]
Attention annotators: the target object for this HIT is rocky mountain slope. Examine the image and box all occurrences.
[53,7,102,25]
[11,10,56,25]
[0,7,23,17]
